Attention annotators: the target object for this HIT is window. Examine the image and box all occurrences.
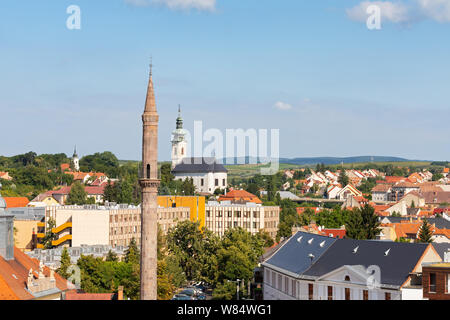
[277,274,282,290]
[146,164,150,178]
[291,279,296,297]
[236,211,241,218]
[345,288,351,300]
[222,179,225,186]
[327,286,333,300]
[285,277,289,294]
[385,292,391,300]
[206,210,210,217]
[308,284,313,300]
[429,273,437,293]
[201,178,204,186]
[447,274,449,294]
[227,211,232,218]
[363,290,369,300]
[215,179,218,186]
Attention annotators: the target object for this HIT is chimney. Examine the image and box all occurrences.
[0,215,15,261]
[117,286,124,300]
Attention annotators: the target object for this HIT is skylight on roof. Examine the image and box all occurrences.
[297,236,303,243]
[320,241,326,247]
[353,246,359,254]
[384,248,391,256]
[308,238,314,244]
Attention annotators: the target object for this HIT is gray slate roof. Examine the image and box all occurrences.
[431,243,450,260]
[172,157,227,173]
[303,238,430,287]
[427,217,450,230]
[263,232,338,276]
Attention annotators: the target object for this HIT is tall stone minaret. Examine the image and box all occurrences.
[139,60,160,300]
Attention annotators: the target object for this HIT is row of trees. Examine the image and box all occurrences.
[56,220,272,300]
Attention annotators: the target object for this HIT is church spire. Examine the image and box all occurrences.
[144,57,156,113]
[176,104,183,129]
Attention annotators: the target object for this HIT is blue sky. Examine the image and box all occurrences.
[1,0,450,161]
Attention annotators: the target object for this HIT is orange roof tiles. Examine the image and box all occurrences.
[218,189,262,204]
[0,246,69,300]
[65,291,114,300]
[4,197,29,209]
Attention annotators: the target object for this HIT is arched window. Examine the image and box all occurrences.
[147,164,150,179]
[345,275,350,282]
[181,148,184,155]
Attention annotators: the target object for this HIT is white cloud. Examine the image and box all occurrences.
[347,0,450,24]
[274,101,293,111]
[125,0,216,11]
[417,0,450,22]
[346,1,411,23]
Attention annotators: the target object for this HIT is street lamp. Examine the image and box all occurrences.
[227,279,241,300]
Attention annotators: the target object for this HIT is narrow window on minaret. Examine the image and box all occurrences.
[147,164,150,178]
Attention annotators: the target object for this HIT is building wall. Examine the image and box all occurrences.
[422,266,450,300]
[157,196,206,229]
[173,172,227,194]
[13,220,38,251]
[205,204,279,238]
[48,205,190,248]
[72,210,109,247]
[263,266,402,300]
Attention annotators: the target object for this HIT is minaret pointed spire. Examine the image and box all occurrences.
[144,57,156,113]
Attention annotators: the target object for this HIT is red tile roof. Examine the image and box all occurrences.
[65,291,115,300]
[4,197,30,209]
[0,247,69,300]
[218,189,262,204]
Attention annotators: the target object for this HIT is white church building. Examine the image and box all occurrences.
[170,107,227,195]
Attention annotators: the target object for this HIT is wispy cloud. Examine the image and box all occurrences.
[274,101,293,111]
[124,0,216,11]
[346,0,450,24]
[417,0,450,22]
[346,1,412,24]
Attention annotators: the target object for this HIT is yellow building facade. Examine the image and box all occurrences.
[157,196,206,229]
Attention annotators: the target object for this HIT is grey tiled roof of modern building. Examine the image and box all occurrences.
[263,232,338,277]
[431,243,450,260]
[427,217,450,230]
[172,157,228,173]
[303,238,430,287]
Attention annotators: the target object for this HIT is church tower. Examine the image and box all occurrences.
[139,60,160,300]
[171,105,187,169]
[72,146,80,172]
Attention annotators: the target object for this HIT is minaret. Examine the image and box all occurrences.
[139,59,160,300]
[171,104,187,169]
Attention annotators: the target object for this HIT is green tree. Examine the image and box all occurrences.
[417,219,433,243]
[66,181,88,205]
[338,169,349,187]
[57,247,72,279]
[42,218,57,249]
[212,281,237,300]
[125,238,140,265]
[345,204,380,240]
[105,250,118,262]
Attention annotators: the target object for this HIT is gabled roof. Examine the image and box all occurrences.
[303,238,432,287]
[172,157,227,173]
[431,243,450,260]
[263,232,338,276]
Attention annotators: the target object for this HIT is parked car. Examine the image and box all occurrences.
[172,294,194,300]
[179,288,195,297]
